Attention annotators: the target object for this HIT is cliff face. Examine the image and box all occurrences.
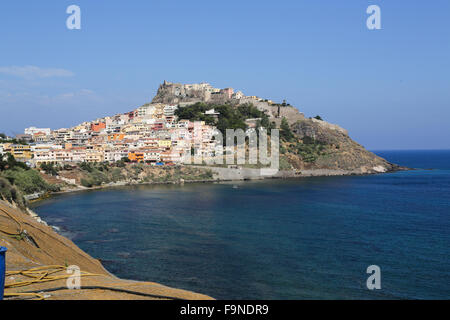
[152,81,212,105]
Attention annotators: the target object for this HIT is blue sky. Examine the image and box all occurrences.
[0,0,449,150]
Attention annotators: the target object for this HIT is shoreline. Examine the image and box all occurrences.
[29,166,417,208]
[30,164,411,206]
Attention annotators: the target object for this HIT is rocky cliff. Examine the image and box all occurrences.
[285,118,401,173]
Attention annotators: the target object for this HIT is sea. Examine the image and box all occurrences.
[32,150,450,299]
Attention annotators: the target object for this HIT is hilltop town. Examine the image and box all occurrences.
[0,81,306,168]
[1,80,401,191]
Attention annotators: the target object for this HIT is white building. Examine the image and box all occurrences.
[136,104,156,118]
[164,105,178,116]
[25,127,51,136]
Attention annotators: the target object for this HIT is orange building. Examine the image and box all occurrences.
[128,151,144,163]
[91,122,106,132]
[108,133,125,141]
[64,143,73,150]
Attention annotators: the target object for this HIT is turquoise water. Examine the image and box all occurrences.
[32,150,450,299]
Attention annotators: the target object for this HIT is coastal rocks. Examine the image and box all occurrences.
[26,207,48,226]
[23,192,45,201]
[372,165,388,173]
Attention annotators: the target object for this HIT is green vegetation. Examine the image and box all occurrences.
[0,153,59,207]
[314,115,323,121]
[279,156,293,170]
[0,177,26,208]
[79,162,122,187]
[151,167,214,183]
[115,157,130,168]
[2,167,59,194]
[77,161,214,187]
[177,167,213,181]
[80,173,107,187]
[295,136,327,163]
[280,134,329,164]
[175,102,274,133]
[110,167,125,182]
[280,117,295,142]
[0,153,29,171]
[40,162,59,176]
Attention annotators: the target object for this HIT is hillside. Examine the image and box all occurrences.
[282,118,401,173]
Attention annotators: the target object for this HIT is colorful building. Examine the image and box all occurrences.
[10,144,32,160]
[91,122,106,132]
[128,151,144,163]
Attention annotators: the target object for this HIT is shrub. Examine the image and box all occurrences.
[116,160,126,168]
[80,166,114,187]
[0,177,26,208]
[2,168,59,194]
[79,162,94,172]
[40,162,58,176]
[295,138,327,163]
[80,178,94,188]
[279,156,293,170]
[314,115,323,121]
[110,168,125,182]
[280,117,295,142]
[0,153,29,172]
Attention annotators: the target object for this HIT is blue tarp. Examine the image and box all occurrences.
[0,247,6,300]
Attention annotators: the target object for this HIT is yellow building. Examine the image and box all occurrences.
[85,150,104,163]
[158,140,172,148]
[10,144,32,160]
[85,146,105,162]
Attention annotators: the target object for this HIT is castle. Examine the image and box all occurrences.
[152,81,241,105]
[151,81,303,121]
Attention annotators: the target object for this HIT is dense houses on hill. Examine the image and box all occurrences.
[1,82,297,167]
[1,97,218,167]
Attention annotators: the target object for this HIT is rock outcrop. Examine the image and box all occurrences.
[152,81,306,119]
[288,118,401,173]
